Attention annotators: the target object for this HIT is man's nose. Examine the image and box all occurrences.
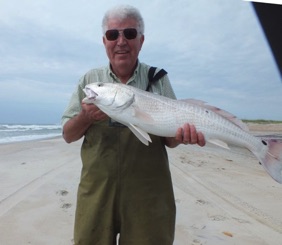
[116,30,127,44]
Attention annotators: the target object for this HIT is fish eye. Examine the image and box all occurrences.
[97,83,103,87]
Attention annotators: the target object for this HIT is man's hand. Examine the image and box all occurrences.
[81,102,108,122]
[175,123,205,146]
[62,103,108,143]
[165,123,205,148]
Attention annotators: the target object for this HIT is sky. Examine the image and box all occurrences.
[0,0,281,124]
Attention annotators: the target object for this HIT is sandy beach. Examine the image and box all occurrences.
[0,123,282,245]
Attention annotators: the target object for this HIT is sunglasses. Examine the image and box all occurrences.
[105,28,138,41]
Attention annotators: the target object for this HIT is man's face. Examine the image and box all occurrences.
[103,18,144,73]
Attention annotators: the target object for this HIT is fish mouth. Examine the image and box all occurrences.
[83,87,98,103]
[88,92,98,100]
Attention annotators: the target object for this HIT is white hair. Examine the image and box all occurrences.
[102,5,145,34]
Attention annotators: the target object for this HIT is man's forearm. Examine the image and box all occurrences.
[63,112,92,143]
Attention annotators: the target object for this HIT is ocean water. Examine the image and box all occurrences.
[0,124,62,144]
[0,124,281,145]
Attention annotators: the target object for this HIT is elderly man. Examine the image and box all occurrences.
[62,4,205,245]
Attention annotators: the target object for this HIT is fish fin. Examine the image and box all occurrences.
[208,139,230,150]
[132,106,155,124]
[209,107,249,131]
[255,139,282,184]
[181,99,249,131]
[181,99,207,105]
[128,124,152,146]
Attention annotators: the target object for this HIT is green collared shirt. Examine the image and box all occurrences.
[61,61,176,126]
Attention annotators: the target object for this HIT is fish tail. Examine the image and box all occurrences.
[257,139,282,184]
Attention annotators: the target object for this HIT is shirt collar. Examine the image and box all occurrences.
[107,60,140,84]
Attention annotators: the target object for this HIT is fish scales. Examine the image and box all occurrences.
[132,90,251,148]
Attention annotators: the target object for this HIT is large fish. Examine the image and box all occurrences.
[83,82,282,184]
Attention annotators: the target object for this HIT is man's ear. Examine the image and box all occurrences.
[139,35,145,49]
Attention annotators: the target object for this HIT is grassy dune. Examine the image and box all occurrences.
[242,119,282,124]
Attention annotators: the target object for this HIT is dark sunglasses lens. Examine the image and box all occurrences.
[123,28,137,39]
[105,30,119,41]
[105,28,138,41]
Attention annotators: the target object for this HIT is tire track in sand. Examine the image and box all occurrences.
[0,159,75,217]
[168,144,282,244]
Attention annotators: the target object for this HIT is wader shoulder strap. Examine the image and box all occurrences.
[146,66,168,91]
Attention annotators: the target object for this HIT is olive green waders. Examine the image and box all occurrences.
[74,120,176,245]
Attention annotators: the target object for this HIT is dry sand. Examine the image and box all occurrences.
[0,123,282,245]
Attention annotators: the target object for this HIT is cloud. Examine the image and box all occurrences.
[0,0,281,123]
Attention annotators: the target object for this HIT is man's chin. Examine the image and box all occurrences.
[115,53,130,59]
[115,59,132,66]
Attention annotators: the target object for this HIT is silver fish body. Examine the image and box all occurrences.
[83,82,282,184]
